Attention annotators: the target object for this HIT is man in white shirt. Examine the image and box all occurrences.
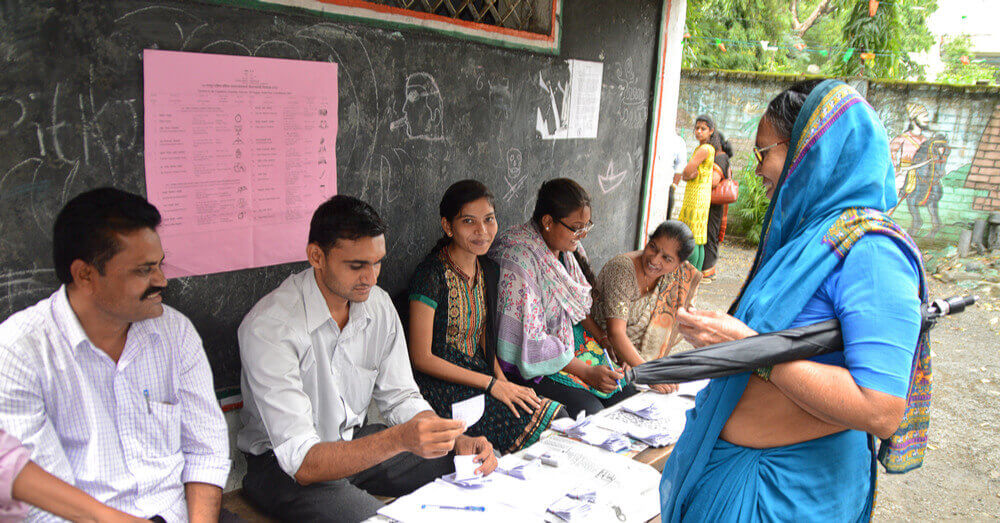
[238,195,498,522]
[0,188,231,522]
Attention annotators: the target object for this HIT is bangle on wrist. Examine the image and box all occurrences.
[753,366,773,382]
[485,377,497,394]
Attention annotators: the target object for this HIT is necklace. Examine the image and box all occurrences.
[634,256,657,295]
[445,245,478,285]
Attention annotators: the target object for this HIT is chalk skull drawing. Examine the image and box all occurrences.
[390,73,444,140]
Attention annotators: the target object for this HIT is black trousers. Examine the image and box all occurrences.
[521,377,638,418]
[242,424,454,523]
[703,203,724,271]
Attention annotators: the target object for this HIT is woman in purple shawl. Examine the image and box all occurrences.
[488,179,636,417]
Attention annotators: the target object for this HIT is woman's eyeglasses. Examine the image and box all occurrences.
[753,140,790,164]
[556,218,594,238]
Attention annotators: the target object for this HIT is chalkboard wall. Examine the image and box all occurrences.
[0,0,662,388]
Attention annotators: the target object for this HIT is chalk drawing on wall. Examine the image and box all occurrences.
[888,103,951,238]
[488,78,513,122]
[503,147,526,202]
[599,159,628,194]
[390,73,444,141]
[614,58,648,129]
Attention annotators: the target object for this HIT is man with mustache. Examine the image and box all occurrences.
[0,188,231,521]
[237,195,497,522]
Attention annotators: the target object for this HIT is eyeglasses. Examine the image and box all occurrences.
[556,218,594,238]
[753,140,790,164]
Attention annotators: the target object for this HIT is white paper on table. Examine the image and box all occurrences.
[379,436,661,523]
[452,394,485,428]
[591,391,692,439]
[377,472,550,523]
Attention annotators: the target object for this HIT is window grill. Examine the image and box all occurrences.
[368,0,543,33]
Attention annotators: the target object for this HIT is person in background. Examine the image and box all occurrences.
[489,178,636,418]
[1,429,146,523]
[592,220,701,394]
[666,131,688,220]
[0,188,231,522]
[677,115,717,271]
[702,130,735,280]
[238,195,497,523]
[660,80,925,521]
[408,180,564,454]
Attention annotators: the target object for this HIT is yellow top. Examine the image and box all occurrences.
[679,143,715,244]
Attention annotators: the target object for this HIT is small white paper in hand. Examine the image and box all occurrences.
[451,394,485,428]
[453,454,481,481]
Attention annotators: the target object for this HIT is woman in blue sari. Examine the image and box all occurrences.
[660,79,930,521]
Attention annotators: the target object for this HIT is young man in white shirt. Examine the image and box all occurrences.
[0,188,231,522]
[238,195,498,522]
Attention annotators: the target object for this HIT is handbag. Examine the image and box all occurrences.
[711,176,738,204]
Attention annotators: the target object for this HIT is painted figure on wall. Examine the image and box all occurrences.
[903,134,950,238]
[890,103,931,198]
[889,103,950,238]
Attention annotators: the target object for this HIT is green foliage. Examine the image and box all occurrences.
[727,153,771,244]
[937,35,998,86]
[683,0,798,72]
[830,0,933,80]
[684,0,937,82]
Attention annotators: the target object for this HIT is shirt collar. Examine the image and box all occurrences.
[51,285,161,356]
[303,269,372,334]
[52,285,90,350]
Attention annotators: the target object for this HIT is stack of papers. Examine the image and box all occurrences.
[500,458,541,480]
[567,486,597,503]
[621,399,666,420]
[547,496,592,521]
[440,472,493,489]
[625,425,679,447]
[579,429,631,452]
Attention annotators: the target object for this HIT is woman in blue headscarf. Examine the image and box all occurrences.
[659,79,930,521]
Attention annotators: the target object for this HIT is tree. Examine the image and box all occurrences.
[790,0,836,36]
[831,0,936,80]
[683,0,938,82]
[937,35,998,86]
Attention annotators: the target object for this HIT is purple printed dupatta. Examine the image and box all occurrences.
[489,222,592,379]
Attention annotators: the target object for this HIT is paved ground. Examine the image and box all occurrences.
[692,241,1000,521]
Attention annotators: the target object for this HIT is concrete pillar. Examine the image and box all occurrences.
[637,0,687,246]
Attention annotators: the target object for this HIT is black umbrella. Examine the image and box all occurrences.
[625,295,977,385]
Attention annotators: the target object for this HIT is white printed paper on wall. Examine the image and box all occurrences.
[536,59,604,140]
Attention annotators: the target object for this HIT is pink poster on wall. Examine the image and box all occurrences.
[143,49,337,278]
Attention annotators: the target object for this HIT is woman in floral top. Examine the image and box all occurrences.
[408,180,562,453]
[592,220,701,394]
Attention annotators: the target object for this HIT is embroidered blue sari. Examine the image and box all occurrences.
[659,80,920,521]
